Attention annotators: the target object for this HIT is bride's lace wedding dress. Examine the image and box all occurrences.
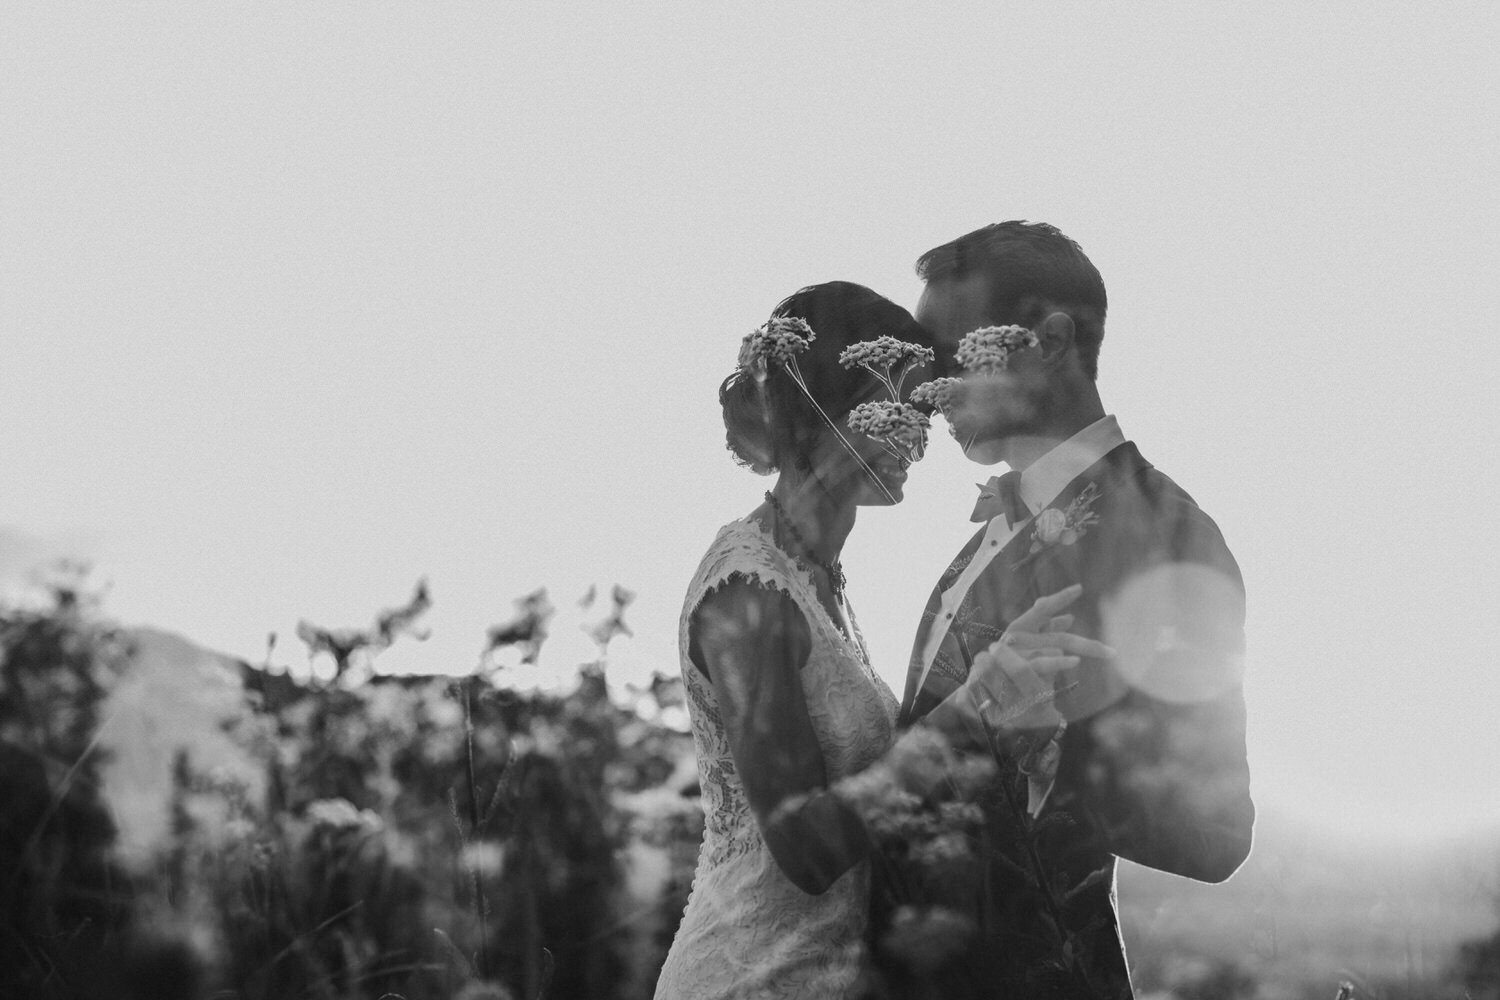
[654,518,899,1000]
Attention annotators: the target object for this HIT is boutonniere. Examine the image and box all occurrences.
[1016,483,1101,567]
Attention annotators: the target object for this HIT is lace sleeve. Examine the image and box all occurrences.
[681,521,817,682]
[683,519,812,625]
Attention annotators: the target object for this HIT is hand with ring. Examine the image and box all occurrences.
[966,585,1114,732]
[998,584,1114,669]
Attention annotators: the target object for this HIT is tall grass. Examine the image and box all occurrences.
[1,576,701,1000]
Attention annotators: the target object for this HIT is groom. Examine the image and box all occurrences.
[894,222,1254,999]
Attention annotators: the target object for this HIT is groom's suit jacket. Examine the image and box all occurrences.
[894,440,1253,1000]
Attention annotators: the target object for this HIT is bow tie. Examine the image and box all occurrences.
[971,470,1030,526]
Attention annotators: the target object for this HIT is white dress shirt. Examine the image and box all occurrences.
[913,415,1127,697]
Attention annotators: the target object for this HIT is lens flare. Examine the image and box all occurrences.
[1100,562,1245,705]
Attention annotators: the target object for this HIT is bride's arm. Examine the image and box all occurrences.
[693,581,1107,894]
[691,579,871,896]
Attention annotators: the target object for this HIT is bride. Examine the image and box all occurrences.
[653,281,1107,1000]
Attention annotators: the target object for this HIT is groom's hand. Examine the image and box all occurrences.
[967,640,1073,734]
[965,586,1114,735]
[1000,584,1115,668]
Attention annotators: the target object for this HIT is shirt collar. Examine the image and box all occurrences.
[1015,415,1125,513]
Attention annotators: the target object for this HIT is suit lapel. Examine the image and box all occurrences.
[1013,442,1151,605]
[902,443,1152,725]
[900,525,989,722]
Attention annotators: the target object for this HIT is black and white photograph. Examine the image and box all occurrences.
[3,5,1497,999]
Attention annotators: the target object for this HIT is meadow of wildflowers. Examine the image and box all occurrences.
[1,572,703,1000]
[2,567,1498,1000]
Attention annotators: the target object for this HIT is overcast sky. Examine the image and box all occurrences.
[3,4,1497,838]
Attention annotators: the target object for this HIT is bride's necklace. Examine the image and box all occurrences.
[764,491,846,601]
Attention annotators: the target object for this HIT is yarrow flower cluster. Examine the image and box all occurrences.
[734,313,907,502]
[908,376,963,413]
[847,401,930,463]
[838,335,935,375]
[954,325,1039,374]
[838,336,935,465]
[737,315,816,377]
[846,401,929,440]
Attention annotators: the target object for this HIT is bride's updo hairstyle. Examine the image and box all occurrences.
[721,281,934,475]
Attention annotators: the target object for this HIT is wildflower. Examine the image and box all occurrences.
[847,401,929,441]
[846,402,929,465]
[909,376,963,413]
[837,764,919,817]
[485,588,554,666]
[884,725,958,797]
[840,762,969,844]
[295,621,374,681]
[854,792,925,840]
[839,337,933,408]
[946,752,999,797]
[954,325,1039,374]
[305,797,383,835]
[935,801,984,831]
[867,801,942,843]
[738,315,816,371]
[294,577,430,683]
[910,831,974,867]
[839,336,934,373]
[374,577,432,645]
[583,583,635,655]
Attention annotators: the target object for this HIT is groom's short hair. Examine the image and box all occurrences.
[917,221,1108,380]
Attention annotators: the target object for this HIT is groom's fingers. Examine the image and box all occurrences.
[1009,587,1083,633]
[1043,633,1115,660]
[1030,584,1084,617]
[1002,635,1065,658]
[1002,631,1054,649]
[1005,631,1113,660]
[1021,654,1081,680]
[1045,614,1074,633]
[1009,585,1084,632]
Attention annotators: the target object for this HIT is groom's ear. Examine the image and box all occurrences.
[1037,311,1076,365]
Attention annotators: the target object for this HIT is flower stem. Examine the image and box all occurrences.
[462,677,491,978]
[786,360,898,504]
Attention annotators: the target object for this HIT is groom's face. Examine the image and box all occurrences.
[915,273,990,368]
[916,275,1046,462]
